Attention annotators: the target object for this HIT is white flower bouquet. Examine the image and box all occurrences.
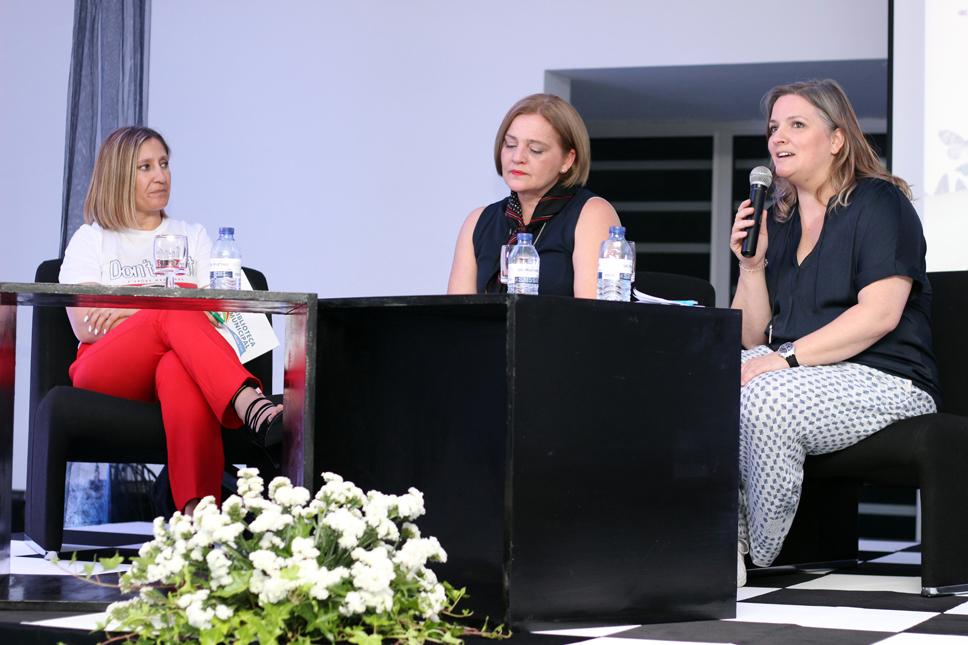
[98,468,499,644]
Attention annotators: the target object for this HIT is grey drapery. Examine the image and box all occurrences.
[60,0,151,528]
[59,0,151,254]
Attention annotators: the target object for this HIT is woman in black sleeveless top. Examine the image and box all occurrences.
[447,94,620,297]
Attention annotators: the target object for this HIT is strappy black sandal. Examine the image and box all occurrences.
[243,396,284,448]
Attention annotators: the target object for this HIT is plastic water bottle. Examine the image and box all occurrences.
[210,227,242,290]
[507,233,540,295]
[597,225,633,301]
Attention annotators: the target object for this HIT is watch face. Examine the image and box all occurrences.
[778,342,794,357]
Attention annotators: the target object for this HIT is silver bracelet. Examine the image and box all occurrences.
[739,258,768,273]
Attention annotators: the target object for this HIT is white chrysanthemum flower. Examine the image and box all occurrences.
[394,487,425,519]
[249,505,293,534]
[214,604,233,621]
[258,575,292,605]
[212,521,245,545]
[339,590,367,615]
[308,565,349,600]
[268,476,292,495]
[170,514,194,541]
[323,507,367,549]
[191,496,218,520]
[350,546,395,606]
[401,522,420,539]
[394,536,447,574]
[221,494,244,519]
[186,601,215,630]
[249,569,267,594]
[250,549,283,575]
[290,536,319,561]
[259,532,284,550]
[237,469,265,499]
[418,582,448,619]
[275,484,311,508]
[152,516,168,540]
[317,472,367,507]
[175,589,209,609]
[363,492,400,540]
[206,549,233,588]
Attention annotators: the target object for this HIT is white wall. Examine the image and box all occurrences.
[0,2,74,491]
[147,0,888,299]
[893,0,968,271]
[1,0,887,489]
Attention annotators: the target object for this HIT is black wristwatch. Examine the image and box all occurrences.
[776,342,799,368]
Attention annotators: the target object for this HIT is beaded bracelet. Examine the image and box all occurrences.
[739,258,768,273]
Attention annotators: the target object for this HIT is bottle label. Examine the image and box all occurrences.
[210,258,241,276]
[597,258,632,280]
[508,264,539,282]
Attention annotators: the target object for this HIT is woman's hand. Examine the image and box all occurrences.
[741,351,788,386]
[730,198,769,268]
[83,307,138,338]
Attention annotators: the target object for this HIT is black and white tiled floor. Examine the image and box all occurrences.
[4,526,968,644]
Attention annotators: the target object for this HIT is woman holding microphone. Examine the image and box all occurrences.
[57,126,282,516]
[448,93,620,297]
[730,79,939,585]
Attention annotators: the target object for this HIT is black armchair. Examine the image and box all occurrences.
[25,259,278,553]
[772,271,968,596]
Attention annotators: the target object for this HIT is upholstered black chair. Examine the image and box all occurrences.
[771,271,968,596]
[25,259,278,553]
[633,271,716,307]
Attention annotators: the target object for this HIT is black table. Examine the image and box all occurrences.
[315,294,741,628]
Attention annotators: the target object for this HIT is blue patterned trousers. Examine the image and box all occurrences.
[739,345,937,566]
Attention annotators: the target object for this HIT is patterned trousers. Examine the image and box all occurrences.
[739,345,936,566]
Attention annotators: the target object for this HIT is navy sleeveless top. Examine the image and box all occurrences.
[472,188,597,296]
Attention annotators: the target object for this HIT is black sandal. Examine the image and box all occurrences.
[243,396,284,448]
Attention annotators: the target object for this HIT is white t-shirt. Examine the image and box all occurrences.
[60,218,212,287]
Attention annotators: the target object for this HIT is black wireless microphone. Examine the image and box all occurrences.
[741,166,773,258]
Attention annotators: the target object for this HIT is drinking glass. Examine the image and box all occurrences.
[153,234,189,288]
[499,244,512,285]
[628,240,637,285]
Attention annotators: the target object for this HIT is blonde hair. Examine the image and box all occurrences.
[762,79,910,221]
[493,94,591,188]
[84,126,170,230]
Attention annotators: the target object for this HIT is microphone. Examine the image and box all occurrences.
[741,166,773,258]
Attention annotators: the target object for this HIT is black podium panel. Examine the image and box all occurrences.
[316,295,740,628]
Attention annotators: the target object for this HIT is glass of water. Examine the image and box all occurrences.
[499,244,512,285]
[153,234,188,288]
[628,240,637,285]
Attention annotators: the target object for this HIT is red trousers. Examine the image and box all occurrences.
[69,309,258,510]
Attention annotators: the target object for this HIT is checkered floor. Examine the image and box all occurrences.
[6,526,968,644]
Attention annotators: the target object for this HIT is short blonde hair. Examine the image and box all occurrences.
[762,79,910,221]
[84,126,170,231]
[493,94,591,188]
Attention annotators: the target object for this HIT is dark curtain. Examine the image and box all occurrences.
[60,0,151,254]
[59,0,152,525]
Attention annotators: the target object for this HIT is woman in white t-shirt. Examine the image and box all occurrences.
[59,126,281,516]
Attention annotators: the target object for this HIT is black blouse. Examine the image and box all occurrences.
[472,188,596,296]
[764,178,941,405]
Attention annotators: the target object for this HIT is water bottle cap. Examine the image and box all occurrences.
[517,233,533,244]
[218,227,235,237]
[609,225,626,237]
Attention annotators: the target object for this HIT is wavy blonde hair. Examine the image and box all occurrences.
[763,79,910,221]
[493,93,591,188]
[84,126,170,231]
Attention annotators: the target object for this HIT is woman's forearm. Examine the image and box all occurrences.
[731,268,772,348]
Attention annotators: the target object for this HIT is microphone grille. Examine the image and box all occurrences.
[750,166,773,188]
